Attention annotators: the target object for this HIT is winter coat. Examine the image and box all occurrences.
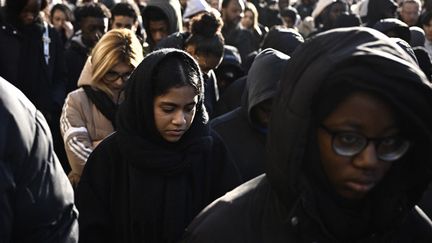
[64,33,92,94]
[142,0,183,50]
[0,77,78,243]
[210,49,289,182]
[183,27,432,242]
[222,23,256,63]
[76,49,241,243]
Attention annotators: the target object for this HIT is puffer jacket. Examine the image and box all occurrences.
[0,77,78,243]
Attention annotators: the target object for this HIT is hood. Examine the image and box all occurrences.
[366,0,397,26]
[77,57,93,87]
[410,26,425,48]
[143,0,183,42]
[261,27,304,56]
[373,18,410,43]
[116,48,207,146]
[266,27,432,224]
[243,48,290,124]
[183,0,212,19]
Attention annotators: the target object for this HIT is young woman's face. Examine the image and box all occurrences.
[185,45,223,74]
[317,92,399,200]
[153,85,198,142]
[241,10,254,29]
[423,19,432,41]
[52,9,67,31]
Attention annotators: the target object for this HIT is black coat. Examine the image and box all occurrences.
[183,27,432,242]
[222,23,256,63]
[0,77,78,243]
[0,11,66,120]
[76,49,241,243]
[210,49,289,182]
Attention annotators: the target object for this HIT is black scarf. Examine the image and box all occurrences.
[82,85,118,128]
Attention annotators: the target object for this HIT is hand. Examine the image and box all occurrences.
[63,21,74,39]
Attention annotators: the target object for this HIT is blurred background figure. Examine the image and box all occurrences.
[241,1,268,51]
[50,3,75,45]
[141,0,182,51]
[398,0,421,26]
[65,2,110,93]
[0,0,69,170]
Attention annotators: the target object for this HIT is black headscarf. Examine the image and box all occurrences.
[115,48,209,174]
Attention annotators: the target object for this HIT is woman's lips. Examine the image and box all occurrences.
[345,180,376,193]
[165,130,185,137]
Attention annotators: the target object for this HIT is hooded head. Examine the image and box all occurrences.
[4,0,47,25]
[266,27,432,238]
[116,48,207,147]
[261,26,304,55]
[142,0,183,47]
[243,48,290,129]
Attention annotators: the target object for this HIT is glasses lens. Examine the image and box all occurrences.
[377,138,411,161]
[332,132,366,156]
[104,71,119,82]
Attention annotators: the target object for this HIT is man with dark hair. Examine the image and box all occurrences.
[221,0,256,62]
[110,2,138,31]
[65,2,110,93]
[142,0,182,50]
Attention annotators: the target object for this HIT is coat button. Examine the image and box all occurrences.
[291,216,299,226]
[12,30,17,34]
[1,25,5,29]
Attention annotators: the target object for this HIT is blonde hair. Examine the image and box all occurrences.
[245,2,260,34]
[91,28,144,97]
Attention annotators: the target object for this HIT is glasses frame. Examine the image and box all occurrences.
[103,70,133,83]
[319,124,411,162]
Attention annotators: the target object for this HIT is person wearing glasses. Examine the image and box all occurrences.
[60,28,144,187]
[183,27,432,242]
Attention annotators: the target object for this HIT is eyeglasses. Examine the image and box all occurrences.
[103,71,132,82]
[320,124,411,162]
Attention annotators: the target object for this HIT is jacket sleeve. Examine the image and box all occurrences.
[0,82,78,243]
[60,91,93,177]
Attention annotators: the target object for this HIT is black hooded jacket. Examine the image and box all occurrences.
[0,77,78,243]
[183,27,432,242]
[76,49,241,243]
[210,48,289,182]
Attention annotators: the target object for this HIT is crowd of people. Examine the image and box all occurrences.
[1,0,432,242]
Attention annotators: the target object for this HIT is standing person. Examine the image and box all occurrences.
[0,0,69,171]
[0,77,78,243]
[241,2,267,51]
[221,0,255,62]
[422,11,432,58]
[183,27,432,242]
[65,2,110,93]
[50,3,75,45]
[141,0,182,51]
[76,49,241,242]
[210,48,289,182]
[60,28,144,187]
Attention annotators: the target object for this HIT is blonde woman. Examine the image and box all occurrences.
[241,2,268,50]
[60,28,144,187]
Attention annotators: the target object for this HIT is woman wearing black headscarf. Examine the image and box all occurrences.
[76,48,241,242]
[183,27,432,242]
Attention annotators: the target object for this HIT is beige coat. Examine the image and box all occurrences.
[60,58,114,184]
